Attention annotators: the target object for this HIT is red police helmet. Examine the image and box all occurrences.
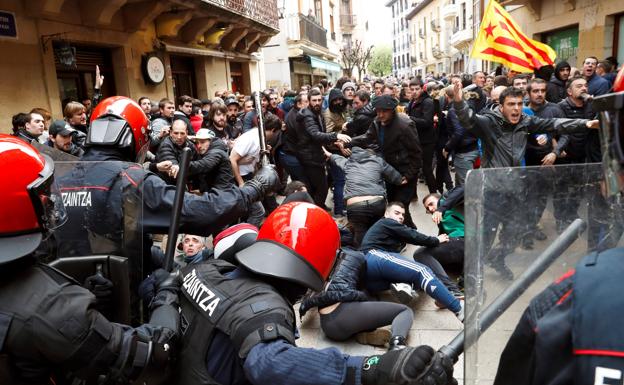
[0,134,67,264]
[235,202,340,291]
[89,96,150,158]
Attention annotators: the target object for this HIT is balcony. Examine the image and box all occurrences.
[285,13,328,48]
[202,0,279,30]
[442,3,459,21]
[419,29,426,39]
[340,14,357,28]
[431,19,441,32]
[450,27,472,49]
[432,45,444,59]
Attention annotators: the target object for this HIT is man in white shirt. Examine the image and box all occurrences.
[230,114,282,225]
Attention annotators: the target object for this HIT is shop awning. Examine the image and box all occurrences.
[309,56,342,73]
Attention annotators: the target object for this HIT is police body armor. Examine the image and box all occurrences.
[175,259,296,385]
[572,247,624,384]
[52,161,147,324]
[0,262,118,385]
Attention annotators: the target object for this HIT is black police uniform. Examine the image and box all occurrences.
[494,247,624,385]
[0,256,178,385]
[173,259,296,385]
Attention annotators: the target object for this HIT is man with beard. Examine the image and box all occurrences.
[407,79,437,194]
[47,120,84,157]
[156,118,197,185]
[324,88,349,216]
[278,93,309,184]
[224,97,243,141]
[547,61,571,103]
[522,78,565,249]
[206,103,234,149]
[296,89,351,208]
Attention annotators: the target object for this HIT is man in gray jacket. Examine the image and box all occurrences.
[450,80,599,279]
[326,146,406,247]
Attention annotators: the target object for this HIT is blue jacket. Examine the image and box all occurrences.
[587,73,610,96]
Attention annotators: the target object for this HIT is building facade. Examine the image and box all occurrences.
[263,0,343,91]
[407,0,453,76]
[0,0,278,131]
[387,0,412,78]
[502,0,624,69]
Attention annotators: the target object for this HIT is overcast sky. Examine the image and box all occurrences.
[364,1,392,47]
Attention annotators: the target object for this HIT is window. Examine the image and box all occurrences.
[392,4,395,18]
[330,14,335,37]
[315,0,323,25]
[461,2,466,30]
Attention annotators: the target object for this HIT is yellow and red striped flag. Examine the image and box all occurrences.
[470,1,556,73]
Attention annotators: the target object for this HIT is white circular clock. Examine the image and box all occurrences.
[144,54,165,84]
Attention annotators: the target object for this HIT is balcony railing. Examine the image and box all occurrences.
[419,29,426,39]
[442,3,459,21]
[298,14,328,47]
[340,14,357,28]
[202,0,279,30]
[432,45,444,59]
[450,27,472,48]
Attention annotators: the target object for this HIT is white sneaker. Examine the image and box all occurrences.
[390,283,416,304]
[455,300,465,323]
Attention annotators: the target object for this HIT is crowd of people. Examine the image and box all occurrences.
[1,53,620,385]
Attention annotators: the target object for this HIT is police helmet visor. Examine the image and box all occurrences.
[88,114,133,147]
[26,153,67,231]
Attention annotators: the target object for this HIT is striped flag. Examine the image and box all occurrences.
[470,1,556,73]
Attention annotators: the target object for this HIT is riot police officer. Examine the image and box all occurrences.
[53,96,278,260]
[0,135,179,384]
[493,66,624,385]
[173,201,456,385]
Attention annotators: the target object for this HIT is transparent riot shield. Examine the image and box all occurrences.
[46,161,145,325]
[462,163,623,385]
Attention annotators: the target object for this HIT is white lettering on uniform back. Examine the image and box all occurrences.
[181,268,222,317]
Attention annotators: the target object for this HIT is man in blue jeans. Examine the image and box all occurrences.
[360,202,464,328]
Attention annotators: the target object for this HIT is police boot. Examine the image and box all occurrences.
[388,335,407,351]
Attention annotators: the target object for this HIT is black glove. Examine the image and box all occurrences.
[138,268,172,304]
[84,273,114,313]
[361,346,455,385]
[244,165,279,199]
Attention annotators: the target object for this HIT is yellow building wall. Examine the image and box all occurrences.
[509,0,624,67]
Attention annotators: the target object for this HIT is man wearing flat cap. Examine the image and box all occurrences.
[348,95,423,228]
[47,120,84,157]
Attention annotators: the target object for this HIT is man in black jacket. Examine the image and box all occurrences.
[451,81,599,278]
[407,79,437,193]
[155,118,197,184]
[344,90,376,137]
[277,93,308,184]
[546,60,571,103]
[295,89,351,208]
[350,95,423,228]
[184,128,235,193]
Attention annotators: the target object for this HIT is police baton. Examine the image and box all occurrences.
[164,147,192,272]
[439,218,587,362]
[253,91,270,167]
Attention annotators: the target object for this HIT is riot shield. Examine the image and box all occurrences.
[47,161,145,325]
[463,163,623,385]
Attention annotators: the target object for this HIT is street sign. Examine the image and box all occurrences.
[0,10,17,39]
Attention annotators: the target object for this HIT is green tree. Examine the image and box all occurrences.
[368,46,392,77]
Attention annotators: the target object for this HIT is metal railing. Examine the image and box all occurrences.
[201,0,279,30]
[340,14,357,27]
[298,13,328,47]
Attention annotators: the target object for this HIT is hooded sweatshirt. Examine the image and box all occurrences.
[546,61,571,103]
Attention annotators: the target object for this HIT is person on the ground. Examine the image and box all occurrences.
[349,95,423,228]
[300,247,415,351]
[359,202,464,321]
[171,201,457,385]
[0,134,180,385]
